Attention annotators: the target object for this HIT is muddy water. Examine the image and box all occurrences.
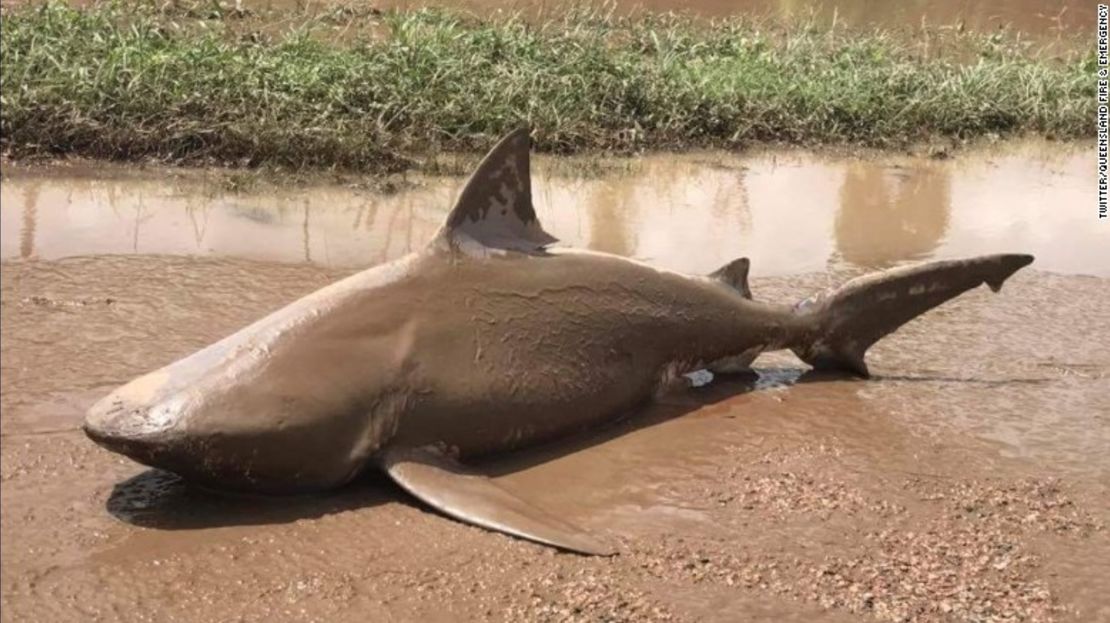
[250,0,1091,38]
[2,141,1103,276]
[2,140,1109,622]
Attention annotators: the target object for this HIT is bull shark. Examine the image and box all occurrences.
[85,129,1034,555]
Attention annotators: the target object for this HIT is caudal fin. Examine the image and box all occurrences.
[790,254,1034,377]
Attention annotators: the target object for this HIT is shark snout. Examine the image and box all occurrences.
[83,388,186,465]
[83,421,168,465]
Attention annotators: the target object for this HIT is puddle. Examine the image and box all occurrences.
[2,140,1103,277]
[2,140,1108,622]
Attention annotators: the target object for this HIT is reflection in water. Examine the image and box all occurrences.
[835,163,950,268]
[584,179,636,258]
[132,192,154,253]
[0,140,1102,277]
[302,200,311,264]
[187,202,210,246]
[20,181,39,259]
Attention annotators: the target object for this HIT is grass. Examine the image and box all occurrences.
[0,2,1096,172]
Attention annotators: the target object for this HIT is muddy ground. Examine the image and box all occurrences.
[2,144,1109,622]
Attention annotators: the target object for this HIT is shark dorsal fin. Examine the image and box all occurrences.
[436,128,558,254]
[710,257,752,299]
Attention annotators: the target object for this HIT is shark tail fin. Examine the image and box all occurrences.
[790,254,1034,377]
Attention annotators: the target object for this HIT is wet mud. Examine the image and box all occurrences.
[2,141,1108,622]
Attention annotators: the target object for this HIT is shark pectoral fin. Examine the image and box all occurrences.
[380,446,614,556]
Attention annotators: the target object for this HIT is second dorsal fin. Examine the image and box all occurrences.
[709,257,752,299]
[436,128,558,253]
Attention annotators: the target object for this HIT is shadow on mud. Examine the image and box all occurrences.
[477,367,1053,477]
[106,469,402,530]
[478,367,859,477]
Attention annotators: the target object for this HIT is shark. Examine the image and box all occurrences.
[85,129,1034,555]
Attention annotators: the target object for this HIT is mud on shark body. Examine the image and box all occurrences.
[85,129,1034,555]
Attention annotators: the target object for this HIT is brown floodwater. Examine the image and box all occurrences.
[248,0,1091,38]
[6,0,1089,37]
[2,141,1103,277]
[2,140,1108,622]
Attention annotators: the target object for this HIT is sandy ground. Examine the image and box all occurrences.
[2,251,1107,622]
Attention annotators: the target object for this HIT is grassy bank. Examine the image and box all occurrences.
[0,2,1095,171]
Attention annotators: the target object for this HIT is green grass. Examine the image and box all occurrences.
[0,2,1096,171]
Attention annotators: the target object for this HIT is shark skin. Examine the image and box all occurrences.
[84,129,1034,555]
